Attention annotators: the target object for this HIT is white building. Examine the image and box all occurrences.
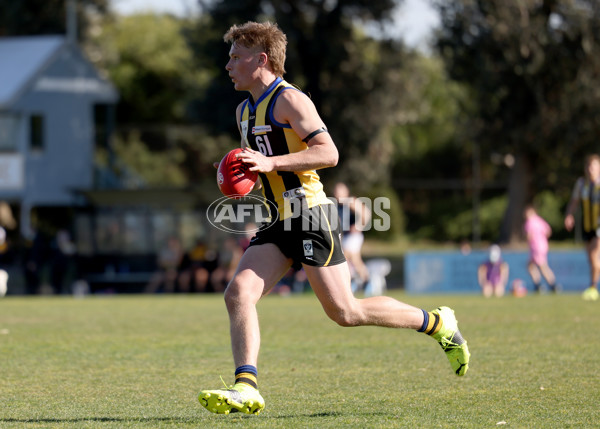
[0,35,118,237]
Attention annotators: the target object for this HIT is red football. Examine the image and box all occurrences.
[217,148,258,199]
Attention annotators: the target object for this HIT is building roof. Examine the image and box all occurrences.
[0,35,117,108]
[0,36,64,107]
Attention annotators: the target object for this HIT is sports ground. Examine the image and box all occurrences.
[1,291,598,428]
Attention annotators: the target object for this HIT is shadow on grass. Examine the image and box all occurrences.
[1,410,389,423]
[271,410,390,419]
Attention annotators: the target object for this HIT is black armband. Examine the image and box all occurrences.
[302,127,328,143]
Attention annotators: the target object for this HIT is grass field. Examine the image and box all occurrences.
[1,291,599,428]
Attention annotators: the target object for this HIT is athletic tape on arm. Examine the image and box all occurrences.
[302,127,328,143]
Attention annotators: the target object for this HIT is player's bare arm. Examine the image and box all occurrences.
[564,200,577,231]
[236,89,338,173]
[564,180,581,231]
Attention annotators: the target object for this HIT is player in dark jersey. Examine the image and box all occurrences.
[334,182,371,292]
[198,21,470,416]
[565,154,600,300]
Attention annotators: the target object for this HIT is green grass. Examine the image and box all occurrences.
[1,292,599,428]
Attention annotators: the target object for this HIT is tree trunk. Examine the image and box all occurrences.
[499,152,532,244]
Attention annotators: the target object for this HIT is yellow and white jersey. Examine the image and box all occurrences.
[239,78,331,220]
[572,177,600,232]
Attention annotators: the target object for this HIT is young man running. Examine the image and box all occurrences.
[198,21,470,416]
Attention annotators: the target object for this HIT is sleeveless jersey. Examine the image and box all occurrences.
[572,177,600,232]
[239,77,331,220]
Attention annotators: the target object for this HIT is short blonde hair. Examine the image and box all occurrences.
[224,21,287,77]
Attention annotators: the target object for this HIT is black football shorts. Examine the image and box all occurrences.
[248,203,346,269]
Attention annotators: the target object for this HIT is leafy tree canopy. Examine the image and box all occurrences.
[434,0,600,242]
[85,13,212,123]
[0,0,108,38]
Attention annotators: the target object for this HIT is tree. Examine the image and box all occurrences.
[389,55,478,239]
[83,13,223,187]
[0,0,108,39]
[434,0,600,243]
[85,13,211,124]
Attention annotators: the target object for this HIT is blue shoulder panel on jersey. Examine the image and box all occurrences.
[247,77,283,113]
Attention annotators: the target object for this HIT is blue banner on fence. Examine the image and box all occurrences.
[404,250,589,294]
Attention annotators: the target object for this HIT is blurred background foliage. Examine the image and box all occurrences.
[2,0,600,245]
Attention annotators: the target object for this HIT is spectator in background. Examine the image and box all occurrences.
[478,244,509,298]
[523,205,559,293]
[0,203,16,296]
[0,227,9,296]
[333,182,371,293]
[145,236,183,293]
[564,154,600,301]
[178,238,211,293]
[50,229,77,294]
[23,228,51,294]
[210,237,243,293]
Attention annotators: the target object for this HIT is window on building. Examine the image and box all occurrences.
[74,214,94,256]
[94,104,113,149]
[30,114,44,150]
[179,211,206,250]
[0,113,19,151]
[123,212,150,254]
[95,212,121,253]
[151,212,177,252]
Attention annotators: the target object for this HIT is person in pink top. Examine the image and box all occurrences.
[523,205,558,293]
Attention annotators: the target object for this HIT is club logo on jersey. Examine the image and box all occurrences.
[252,125,272,135]
[240,120,250,146]
[303,240,314,257]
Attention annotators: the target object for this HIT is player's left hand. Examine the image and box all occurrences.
[236,147,274,173]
